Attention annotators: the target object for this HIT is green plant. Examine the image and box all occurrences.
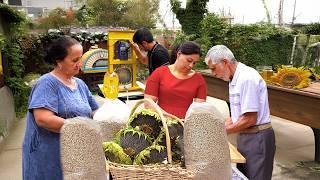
[2,5,30,118]
[120,0,160,29]
[199,13,228,46]
[0,4,25,24]
[223,24,293,68]
[36,8,76,30]
[20,34,52,74]
[74,5,94,27]
[3,41,31,118]
[170,0,209,35]
[302,23,320,35]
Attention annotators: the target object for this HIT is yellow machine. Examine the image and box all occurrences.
[107,30,140,91]
[80,30,140,92]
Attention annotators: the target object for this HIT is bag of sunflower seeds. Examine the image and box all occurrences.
[184,112,232,180]
[93,99,130,141]
[61,117,107,180]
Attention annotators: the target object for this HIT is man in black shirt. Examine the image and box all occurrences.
[131,28,170,74]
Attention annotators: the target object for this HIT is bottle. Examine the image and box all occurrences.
[257,66,273,82]
[262,66,273,82]
[103,71,119,99]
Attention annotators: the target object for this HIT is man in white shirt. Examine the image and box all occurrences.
[205,45,275,180]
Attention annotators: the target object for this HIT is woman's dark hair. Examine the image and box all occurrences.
[170,44,180,64]
[179,41,201,56]
[132,27,154,44]
[44,36,80,65]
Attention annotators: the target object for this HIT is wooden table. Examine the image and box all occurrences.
[201,70,320,162]
[229,142,246,163]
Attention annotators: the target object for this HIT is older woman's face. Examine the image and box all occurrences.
[57,44,83,77]
[176,52,200,73]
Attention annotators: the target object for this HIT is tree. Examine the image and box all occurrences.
[86,0,127,26]
[120,0,159,29]
[199,13,228,47]
[74,5,93,27]
[170,0,209,35]
[37,8,75,30]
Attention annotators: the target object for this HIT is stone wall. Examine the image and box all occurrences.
[0,86,16,147]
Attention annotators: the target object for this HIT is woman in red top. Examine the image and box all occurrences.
[144,41,207,119]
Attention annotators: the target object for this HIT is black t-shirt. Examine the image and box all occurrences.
[147,43,170,74]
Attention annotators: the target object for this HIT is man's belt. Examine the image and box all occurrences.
[240,123,272,134]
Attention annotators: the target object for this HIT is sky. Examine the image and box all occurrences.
[158,0,320,28]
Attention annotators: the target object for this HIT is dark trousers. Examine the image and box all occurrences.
[237,128,276,180]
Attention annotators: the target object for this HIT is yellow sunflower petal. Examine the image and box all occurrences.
[270,66,311,88]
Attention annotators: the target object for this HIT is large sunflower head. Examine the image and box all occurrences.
[271,66,312,88]
[102,141,132,165]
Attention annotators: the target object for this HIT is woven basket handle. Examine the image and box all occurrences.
[163,112,184,127]
[129,98,173,164]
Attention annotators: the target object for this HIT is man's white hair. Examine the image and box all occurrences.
[205,45,236,65]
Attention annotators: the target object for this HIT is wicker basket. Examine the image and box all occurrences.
[106,98,194,179]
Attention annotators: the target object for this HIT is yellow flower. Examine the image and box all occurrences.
[270,66,311,89]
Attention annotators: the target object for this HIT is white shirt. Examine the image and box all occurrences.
[229,63,270,125]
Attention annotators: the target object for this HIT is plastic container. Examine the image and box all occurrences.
[103,71,119,99]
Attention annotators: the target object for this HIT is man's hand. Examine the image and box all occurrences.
[129,41,148,65]
[130,41,140,52]
[225,117,233,127]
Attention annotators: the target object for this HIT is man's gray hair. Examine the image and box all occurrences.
[205,45,236,65]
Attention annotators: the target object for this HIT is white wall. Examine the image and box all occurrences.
[23,0,74,10]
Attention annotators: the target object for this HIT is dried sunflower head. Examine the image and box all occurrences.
[128,109,162,139]
[271,66,311,88]
[102,141,132,165]
[133,145,167,165]
[167,118,184,139]
[114,127,152,159]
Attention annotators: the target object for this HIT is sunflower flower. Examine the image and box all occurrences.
[270,66,312,89]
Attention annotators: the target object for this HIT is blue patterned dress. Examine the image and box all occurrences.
[22,73,99,180]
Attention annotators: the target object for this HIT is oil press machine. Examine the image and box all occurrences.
[80,30,141,92]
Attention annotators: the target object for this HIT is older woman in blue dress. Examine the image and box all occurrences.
[22,36,99,180]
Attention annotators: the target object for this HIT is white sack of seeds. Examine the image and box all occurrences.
[184,112,232,180]
[93,99,129,141]
[93,99,130,122]
[185,101,224,122]
[206,96,230,120]
[61,117,107,180]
